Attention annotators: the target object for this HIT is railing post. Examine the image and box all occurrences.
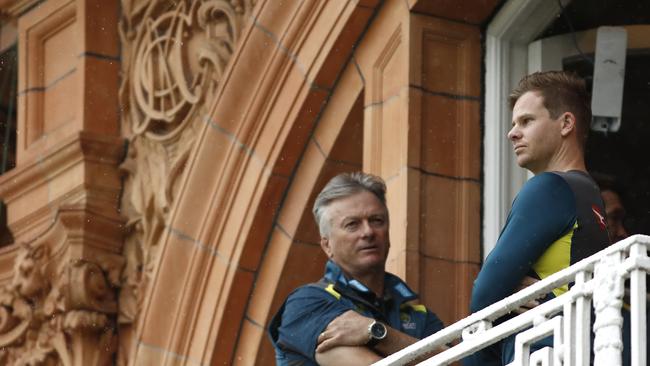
[593,251,625,366]
[564,300,575,366]
[573,270,593,366]
[509,315,563,366]
[629,242,648,366]
[372,236,650,366]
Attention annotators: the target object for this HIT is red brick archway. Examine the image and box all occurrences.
[131,0,498,364]
[131,1,378,364]
[235,70,365,364]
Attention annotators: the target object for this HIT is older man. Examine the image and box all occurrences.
[269,172,444,365]
[468,71,610,365]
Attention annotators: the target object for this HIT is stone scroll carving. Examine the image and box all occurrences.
[0,214,123,366]
[118,0,256,363]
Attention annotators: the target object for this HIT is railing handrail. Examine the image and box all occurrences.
[374,234,650,366]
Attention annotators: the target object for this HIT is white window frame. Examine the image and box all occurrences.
[483,0,571,258]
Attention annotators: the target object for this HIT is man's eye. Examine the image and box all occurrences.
[344,221,359,230]
[370,217,385,226]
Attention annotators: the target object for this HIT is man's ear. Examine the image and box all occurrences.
[320,237,333,258]
[560,112,577,137]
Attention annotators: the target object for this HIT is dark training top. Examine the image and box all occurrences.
[268,260,444,365]
[472,171,609,312]
[467,171,610,365]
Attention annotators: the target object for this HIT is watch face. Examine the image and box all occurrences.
[371,322,387,339]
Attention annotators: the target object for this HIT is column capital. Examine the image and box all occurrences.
[0,0,40,17]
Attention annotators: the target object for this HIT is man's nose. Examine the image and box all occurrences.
[507,125,519,141]
[360,220,374,237]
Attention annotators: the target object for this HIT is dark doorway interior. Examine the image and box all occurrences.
[0,45,16,174]
[563,51,650,236]
[0,44,16,247]
[534,0,650,237]
[541,0,650,37]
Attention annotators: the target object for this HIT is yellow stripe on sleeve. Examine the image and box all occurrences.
[532,222,577,297]
[324,284,341,300]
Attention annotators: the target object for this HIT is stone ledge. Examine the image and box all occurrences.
[0,131,125,239]
[0,0,40,17]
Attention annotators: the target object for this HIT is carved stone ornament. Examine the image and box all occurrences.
[0,209,123,366]
[117,0,255,363]
[122,0,254,140]
[592,252,625,365]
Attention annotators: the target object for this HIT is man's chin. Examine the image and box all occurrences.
[358,256,386,270]
[516,156,528,168]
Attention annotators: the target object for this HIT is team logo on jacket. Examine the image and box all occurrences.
[591,205,606,231]
[400,313,416,329]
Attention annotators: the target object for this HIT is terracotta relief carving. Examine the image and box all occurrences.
[0,210,123,366]
[117,0,255,362]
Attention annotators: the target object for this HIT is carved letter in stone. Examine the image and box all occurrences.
[117,0,256,363]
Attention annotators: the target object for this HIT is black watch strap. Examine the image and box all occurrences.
[367,320,387,347]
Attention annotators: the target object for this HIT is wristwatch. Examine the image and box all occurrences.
[366,320,387,347]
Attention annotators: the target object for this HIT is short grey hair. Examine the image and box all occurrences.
[312,172,388,236]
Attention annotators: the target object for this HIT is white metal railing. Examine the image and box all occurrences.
[374,234,650,366]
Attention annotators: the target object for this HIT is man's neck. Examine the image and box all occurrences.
[533,143,586,175]
[537,160,586,175]
[359,275,385,298]
[346,268,385,297]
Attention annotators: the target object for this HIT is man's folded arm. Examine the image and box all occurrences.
[315,334,443,366]
[315,346,382,366]
[373,323,446,358]
[316,310,445,365]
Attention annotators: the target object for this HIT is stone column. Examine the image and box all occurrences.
[356,0,484,324]
[0,0,124,364]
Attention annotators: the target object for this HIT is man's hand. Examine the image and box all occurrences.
[513,276,544,314]
[316,309,444,364]
[316,310,372,353]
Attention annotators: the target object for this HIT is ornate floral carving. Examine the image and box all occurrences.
[0,211,121,365]
[593,252,625,364]
[0,287,31,349]
[117,0,256,363]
